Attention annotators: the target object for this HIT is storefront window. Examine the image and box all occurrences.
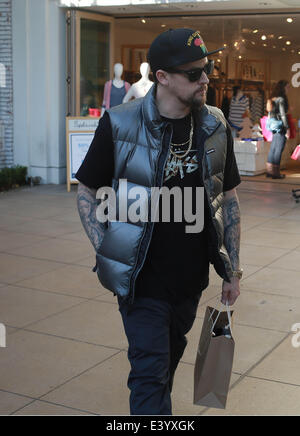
[80,18,110,116]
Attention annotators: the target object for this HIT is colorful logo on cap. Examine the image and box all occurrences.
[187,31,207,54]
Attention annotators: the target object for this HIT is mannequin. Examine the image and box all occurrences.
[122,62,153,103]
[101,63,131,117]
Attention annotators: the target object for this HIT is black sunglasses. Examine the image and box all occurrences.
[167,59,214,82]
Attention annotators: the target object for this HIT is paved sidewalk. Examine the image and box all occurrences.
[1,180,300,415]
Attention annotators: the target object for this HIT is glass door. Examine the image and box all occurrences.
[67,10,114,116]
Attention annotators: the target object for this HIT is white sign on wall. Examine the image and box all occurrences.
[291,63,300,88]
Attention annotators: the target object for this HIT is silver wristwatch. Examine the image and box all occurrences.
[232,268,243,279]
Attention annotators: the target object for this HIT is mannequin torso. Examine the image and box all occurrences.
[123,62,153,103]
[112,78,125,88]
[101,63,130,116]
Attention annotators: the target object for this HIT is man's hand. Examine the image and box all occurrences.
[221,277,240,306]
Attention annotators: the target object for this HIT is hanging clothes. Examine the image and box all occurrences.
[228,94,249,129]
[250,91,264,124]
[102,80,131,110]
[221,95,231,120]
[207,85,216,106]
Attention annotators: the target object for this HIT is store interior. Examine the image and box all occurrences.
[80,11,300,182]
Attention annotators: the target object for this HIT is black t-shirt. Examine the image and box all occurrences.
[76,111,241,303]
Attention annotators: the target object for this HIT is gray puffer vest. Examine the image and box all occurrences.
[95,85,233,302]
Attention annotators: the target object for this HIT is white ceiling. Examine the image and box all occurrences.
[116,14,300,55]
[116,13,300,53]
[59,0,300,54]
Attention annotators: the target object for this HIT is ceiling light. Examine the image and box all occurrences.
[234,42,238,47]
[263,43,267,47]
[238,56,242,59]
[278,36,283,39]
[287,18,293,23]
[219,51,223,54]
[261,35,267,40]
[253,29,258,33]
[286,41,291,45]
[141,19,146,24]
[223,44,227,47]
[161,24,166,28]
[251,41,256,45]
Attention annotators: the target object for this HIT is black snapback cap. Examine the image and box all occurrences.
[148,28,225,75]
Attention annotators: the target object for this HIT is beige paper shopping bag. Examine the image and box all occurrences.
[193,304,235,409]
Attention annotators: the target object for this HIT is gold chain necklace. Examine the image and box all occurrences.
[170,138,190,147]
[169,116,194,160]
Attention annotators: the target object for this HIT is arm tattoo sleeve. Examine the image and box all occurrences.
[223,194,241,271]
[77,183,104,251]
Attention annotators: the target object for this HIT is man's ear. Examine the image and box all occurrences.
[156,69,169,86]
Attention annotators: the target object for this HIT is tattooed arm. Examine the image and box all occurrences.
[221,188,241,305]
[77,183,104,252]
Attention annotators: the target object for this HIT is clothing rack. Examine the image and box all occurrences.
[208,78,268,112]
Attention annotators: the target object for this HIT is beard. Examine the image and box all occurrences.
[178,87,207,110]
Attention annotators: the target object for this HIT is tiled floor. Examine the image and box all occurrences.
[1,180,300,415]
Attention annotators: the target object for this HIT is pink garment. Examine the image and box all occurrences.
[291,145,300,161]
[260,116,273,142]
[102,80,131,110]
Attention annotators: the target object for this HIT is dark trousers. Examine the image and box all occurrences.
[118,293,202,415]
[267,131,287,165]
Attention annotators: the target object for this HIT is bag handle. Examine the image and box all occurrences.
[225,301,233,334]
[209,307,221,334]
[209,300,233,334]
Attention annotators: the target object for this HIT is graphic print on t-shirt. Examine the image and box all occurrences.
[164,150,198,182]
[162,113,199,183]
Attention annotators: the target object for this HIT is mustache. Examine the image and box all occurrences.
[196,85,208,93]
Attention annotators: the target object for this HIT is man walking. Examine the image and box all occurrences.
[76,28,242,415]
